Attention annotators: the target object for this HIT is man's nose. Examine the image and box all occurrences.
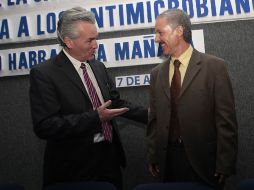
[92,40,98,49]
[155,34,160,43]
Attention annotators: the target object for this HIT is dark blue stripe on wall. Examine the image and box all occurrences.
[143,35,154,38]
[0,56,2,71]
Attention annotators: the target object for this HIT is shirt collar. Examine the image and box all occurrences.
[171,45,193,67]
[63,49,87,71]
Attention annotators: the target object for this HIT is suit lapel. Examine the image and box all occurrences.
[179,49,201,98]
[159,58,171,100]
[54,51,90,99]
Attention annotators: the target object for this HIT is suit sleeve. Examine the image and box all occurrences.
[214,61,238,175]
[29,68,102,141]
[146,69,158,164]
[102,65,148,124]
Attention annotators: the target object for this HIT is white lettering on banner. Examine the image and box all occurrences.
[0,30,204,77]
[0,0,254,43]
[115,74,150,88]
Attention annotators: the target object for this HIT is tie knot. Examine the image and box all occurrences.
[80,63,86,70]
[173,59,181,68]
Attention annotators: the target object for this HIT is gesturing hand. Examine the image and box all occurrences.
[148,163,160,177]
[97,100,129,122]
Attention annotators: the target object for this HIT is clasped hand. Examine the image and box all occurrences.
[97,100,129,122]
[214,172,227,185]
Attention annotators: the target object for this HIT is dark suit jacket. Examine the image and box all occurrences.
[146,49,238,186]
[29,51,147,186]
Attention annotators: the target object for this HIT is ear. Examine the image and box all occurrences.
[64,37,73,49]
[175,25,184,37]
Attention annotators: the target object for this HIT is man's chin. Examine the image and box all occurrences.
[163,51,170,57]
[88,54,96,61]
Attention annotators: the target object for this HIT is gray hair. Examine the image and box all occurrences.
[57,7,96,46]
[158,9,192,43]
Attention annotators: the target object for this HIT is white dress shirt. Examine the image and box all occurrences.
[63,49,105,142]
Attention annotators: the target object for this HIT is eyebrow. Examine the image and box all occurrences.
[88,35,98,40]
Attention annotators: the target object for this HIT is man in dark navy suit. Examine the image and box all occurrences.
[29,7,147,190]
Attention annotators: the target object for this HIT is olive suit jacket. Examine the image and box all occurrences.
[146,49,238,186]
[29,51,147,186]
